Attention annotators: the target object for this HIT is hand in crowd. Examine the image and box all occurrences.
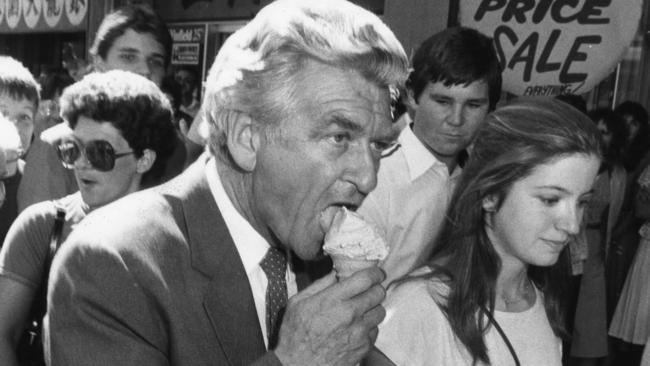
[274,267,386,366]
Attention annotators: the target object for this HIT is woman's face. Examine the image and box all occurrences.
[623,114,641,142]
[596,119,612,150]
[484,153,600,268]
[70,116,143,209]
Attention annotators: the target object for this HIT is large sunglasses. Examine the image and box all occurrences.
[56,139,134,172]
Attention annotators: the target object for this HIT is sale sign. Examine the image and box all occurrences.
[460,0,642,96]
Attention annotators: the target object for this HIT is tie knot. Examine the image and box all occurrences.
[260,247,287,278]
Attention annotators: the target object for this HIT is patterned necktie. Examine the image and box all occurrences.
[259,247,288,348]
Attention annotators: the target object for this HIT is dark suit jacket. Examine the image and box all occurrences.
[45,155,282,366]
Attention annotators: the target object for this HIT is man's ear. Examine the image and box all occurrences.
[92,55,107,72]
[136,149,156,174]
[225,112,260,172]
[405,88,418,110]
[482,194,498,212]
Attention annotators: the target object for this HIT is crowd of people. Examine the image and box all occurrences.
[0,1,648,365]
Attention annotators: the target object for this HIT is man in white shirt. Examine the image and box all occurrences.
[45,1,409,365]
[359,27,503,286]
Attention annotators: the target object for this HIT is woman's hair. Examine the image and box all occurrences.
[428,97,602,364]
[589,108,627,163]
[615,100,650,172]
[59,70,176,188]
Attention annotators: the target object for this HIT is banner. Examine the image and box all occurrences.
[0,0,86,33]
[460,0,642,96]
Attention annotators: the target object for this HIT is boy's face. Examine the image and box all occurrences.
[410,79,490,170]
[95,29,166,86]
[0,93,36,153]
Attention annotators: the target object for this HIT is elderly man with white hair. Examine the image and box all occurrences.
[44,1,409,365]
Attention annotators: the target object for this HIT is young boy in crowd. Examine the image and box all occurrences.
[0,56,40,242]
[358,27,502,286]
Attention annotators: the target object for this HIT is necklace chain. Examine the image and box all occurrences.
[500,279,534,305]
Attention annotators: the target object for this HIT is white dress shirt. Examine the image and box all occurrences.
[358,125,461,286]
[205,157,298,349]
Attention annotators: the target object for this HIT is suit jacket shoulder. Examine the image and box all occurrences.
[47,156,280,366]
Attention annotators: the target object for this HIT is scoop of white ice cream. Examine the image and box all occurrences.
[323,207,388,261]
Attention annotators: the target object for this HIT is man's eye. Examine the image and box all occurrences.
[371,140,396,153]
[149,58,165,69]
[119,53,137,62]
[434,99,450,106]
[329,133,349,144]
[540,197,559,206]
[468,103,485,109]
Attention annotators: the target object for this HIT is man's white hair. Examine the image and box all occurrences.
[202,0,409,166]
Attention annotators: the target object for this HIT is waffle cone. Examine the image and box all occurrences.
[331,255,379,279]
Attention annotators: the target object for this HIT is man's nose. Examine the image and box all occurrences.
[347,145,378,195]
[447,104,464,126]
[132,61,151,80]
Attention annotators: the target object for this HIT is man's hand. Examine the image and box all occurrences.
[273,267,386,366]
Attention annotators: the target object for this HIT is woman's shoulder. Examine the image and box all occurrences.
[377,268,461,365]
[385,266,450,310]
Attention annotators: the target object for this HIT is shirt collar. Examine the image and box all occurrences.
[398,125,447,181]
[205,157,269,275]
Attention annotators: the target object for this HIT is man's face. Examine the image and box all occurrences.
[0,93,36,153]
[250,61,396,260]
[411,80,490,168]
[96,29,166,86]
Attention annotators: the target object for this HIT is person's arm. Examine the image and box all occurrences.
[362,347,398,366]
[18,139,76,212]
[272,267,386,366]
[0,277,36,366]
[0,202,55,366]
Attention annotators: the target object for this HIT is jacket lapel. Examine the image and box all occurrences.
[169,155,266,364]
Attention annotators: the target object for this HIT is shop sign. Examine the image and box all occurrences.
[0,0,5,26]
[43,0,63,27]
[460,0,642,96]
[65,0,86,26]
[23,0,41,29]
[0,0,85,33]
[172,43,200,64]
[169,24,205,66]
[6,0,20,29]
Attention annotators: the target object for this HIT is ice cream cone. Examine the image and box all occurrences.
[331,255,379,279]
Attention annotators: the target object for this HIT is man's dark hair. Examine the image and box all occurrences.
[90,4,172,67]
[0,56,41,110]
[408,27,502,110]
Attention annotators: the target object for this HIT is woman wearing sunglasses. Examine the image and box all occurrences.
[0,70,177,366]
